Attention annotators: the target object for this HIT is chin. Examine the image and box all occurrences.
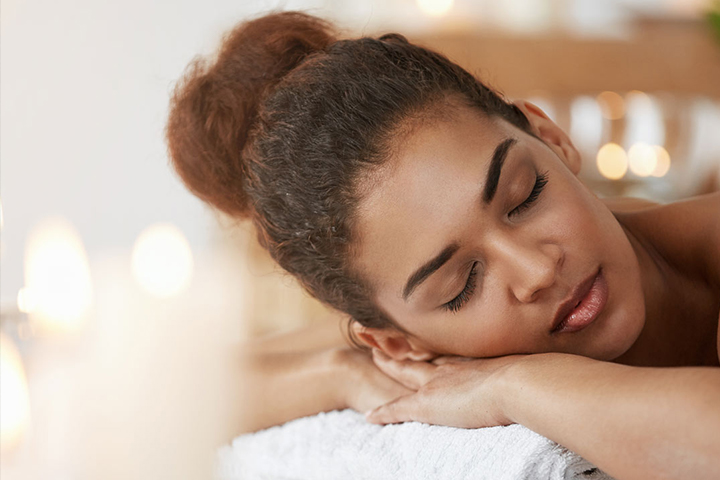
[592,298,646,361]
[592,237,646,361]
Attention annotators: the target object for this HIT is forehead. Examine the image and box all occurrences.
[354,106,513,300]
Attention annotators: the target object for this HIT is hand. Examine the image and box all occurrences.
[365,349,527,428]
[335,348,415,414]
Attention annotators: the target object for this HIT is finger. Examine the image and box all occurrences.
[372,349,435,390]
[365,394,418,425]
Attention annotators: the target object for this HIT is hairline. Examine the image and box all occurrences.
[344,95,526,332]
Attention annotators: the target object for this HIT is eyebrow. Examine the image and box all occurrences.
[401,136,516,301]
[402,243,460,301]
[482,137,516,204]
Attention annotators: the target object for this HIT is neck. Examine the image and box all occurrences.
[612,214,719,367]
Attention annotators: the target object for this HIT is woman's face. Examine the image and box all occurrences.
[353,103,646,361]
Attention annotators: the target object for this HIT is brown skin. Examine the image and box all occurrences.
[352,101,720,368]
[610,196,720,367]
[353,101,720,480]
[233,100,720,479]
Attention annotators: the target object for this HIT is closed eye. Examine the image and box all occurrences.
[441,171,549,313]
[510,170,549,218]
[442,261,479,313]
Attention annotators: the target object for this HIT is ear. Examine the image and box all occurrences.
[351,322,436,361]
[513,100,582,176]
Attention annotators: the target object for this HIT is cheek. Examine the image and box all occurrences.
[601,295,645,360]
[575,196,646,359]
[546,177,622,257]
[424,301,523,357]
[599,223,646,358]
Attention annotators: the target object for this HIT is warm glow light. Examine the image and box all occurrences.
[24,217,93,333]
[494,0,552,32]
[16,287,37,314]
[628,142,658,177]
[416,0,454,17]
[596,91,625,120]
[625,90,649,102]
[623,91,664,148]
[596,143,628,180]
[570,96,603,154]
[0,334,31,450]
[651,146,671,177]
[131,223,194,298]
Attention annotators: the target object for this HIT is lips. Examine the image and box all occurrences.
[550,268,606,334]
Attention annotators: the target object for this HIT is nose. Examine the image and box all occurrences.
[493,240,563,303]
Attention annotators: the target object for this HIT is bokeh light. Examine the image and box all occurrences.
[0,334,31,450]
[570,96,603,155]
[596,143,628,180]
[416,0,454,17]
[24,217,93,333]
[628,142,658,177]
[624,91,664,147]
[651,146,671,177]
[131,223,194,298]
[596,91,625,120]
[16,287,37,314]
[493,0,552,32]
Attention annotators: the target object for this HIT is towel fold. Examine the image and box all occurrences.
[216,409,615,480]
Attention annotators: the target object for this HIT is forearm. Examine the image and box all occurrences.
[500,353,720,480]
[236,347,347,434]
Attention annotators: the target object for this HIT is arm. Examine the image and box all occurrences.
[367,352,720,480]
[235,321,411,434]
[236,344,345,434]
[502,354,720,480]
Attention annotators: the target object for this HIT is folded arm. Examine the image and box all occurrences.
[235,320,411,434]
[367,352,720,480]
[503,354,720,480]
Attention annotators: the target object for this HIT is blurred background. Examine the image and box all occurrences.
[1,0,719,478]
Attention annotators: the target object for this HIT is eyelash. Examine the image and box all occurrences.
[510,170,549,218]
[443,262,479,313]
[441,170,550,313]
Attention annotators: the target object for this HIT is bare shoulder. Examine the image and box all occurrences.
[614,192,719,286]
[602,192,719,217]
[653,192,720,281]
[601,195,662,213]
[612,192,720,363]
[244,314,352,355]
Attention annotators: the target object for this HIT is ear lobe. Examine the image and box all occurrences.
[351,323,436,361]
[513,100,582,176]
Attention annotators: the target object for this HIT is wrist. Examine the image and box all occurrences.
[492,353,561,425]
[494,352,594,425]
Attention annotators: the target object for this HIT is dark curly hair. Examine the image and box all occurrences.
[166,11,531,331]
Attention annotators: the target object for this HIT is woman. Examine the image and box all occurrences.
[166,11,720,480]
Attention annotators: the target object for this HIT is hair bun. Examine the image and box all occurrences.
[166,12,335,218]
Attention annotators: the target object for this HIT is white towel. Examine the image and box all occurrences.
[215,409,615,480]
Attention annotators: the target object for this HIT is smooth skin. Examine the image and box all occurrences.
[352,100,719,367]
[234,101,720,480]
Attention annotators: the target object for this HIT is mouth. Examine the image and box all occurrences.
[550,268,608,334]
